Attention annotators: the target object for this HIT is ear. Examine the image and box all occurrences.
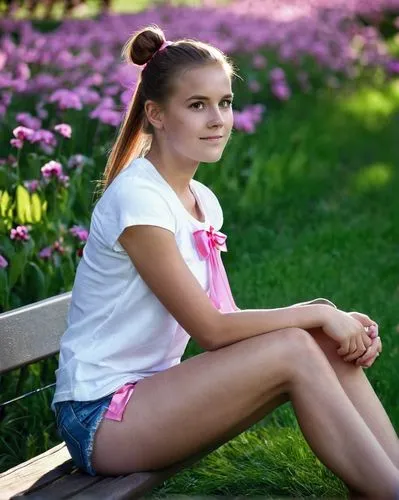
[144,100,164,131]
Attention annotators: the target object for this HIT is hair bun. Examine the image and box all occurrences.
[122,25,167,67]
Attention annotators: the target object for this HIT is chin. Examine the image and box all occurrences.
[200,151,225,163]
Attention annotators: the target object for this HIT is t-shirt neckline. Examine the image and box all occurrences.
[139,157,209,226]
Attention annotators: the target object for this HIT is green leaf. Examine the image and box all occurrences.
[25,262,47,301]
[9,245,30,289]
[60,253,75,289]
[30,193,42,223]
[0,190,12,219]
[16,185,32,224]
[0,269,9,311]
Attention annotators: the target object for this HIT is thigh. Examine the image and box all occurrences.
[92,327,315,475]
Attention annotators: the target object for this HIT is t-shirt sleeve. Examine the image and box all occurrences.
[99,180,177,252]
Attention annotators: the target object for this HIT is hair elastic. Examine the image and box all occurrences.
[142,40,173,69]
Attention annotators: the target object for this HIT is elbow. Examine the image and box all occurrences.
[191,311,224,352]
[200,312,226,351]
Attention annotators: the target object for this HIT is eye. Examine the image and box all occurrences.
[189,99,233,110]
[221,99,233,108]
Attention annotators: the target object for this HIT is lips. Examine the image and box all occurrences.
[200,136,223,139]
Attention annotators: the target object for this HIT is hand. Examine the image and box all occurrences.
[321,308,373,361]
[355,334,382,368]
[344,313,382,367]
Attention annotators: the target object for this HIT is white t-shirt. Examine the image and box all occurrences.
[52,156,225,408]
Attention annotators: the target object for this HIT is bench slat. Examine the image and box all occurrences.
[0,439,224,500]
[23,472,103,499]
[66,443,223,500]
[0,292,71,373]
[0,443,73,499]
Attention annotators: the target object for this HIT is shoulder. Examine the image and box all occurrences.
[97,159,172,212]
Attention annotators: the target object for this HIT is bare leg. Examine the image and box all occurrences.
[93,327,399,498]
[289,347,399,498]
[308,326,399,469]
[307,326,399,498]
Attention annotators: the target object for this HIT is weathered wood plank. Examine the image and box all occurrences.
[0,443,73,499]
[73,443,222,500]
[23,472,103,499]
[1,440,222,500]
[0,292,71,374]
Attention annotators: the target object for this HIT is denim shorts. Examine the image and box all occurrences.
[54,393,113,476]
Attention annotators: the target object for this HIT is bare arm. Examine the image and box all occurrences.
[210,304,330,350]
[118,224,330,352]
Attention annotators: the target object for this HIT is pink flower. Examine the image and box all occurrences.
[10,138,23,149]
[52,240,65,254]
[16,112,42,130]
[252,54,267,69]
[23,179,40,192]
[13,125,35,141]
[39,246,52,259]
[269,68,286,82]
[67,154,86,170]
[272,82,291,101]
[59,174,70,187]
[233,104,266,134]
[387,60,399,74]
[10,225,30,241]
[248,79,261,93]
[54,123,72,138]
[0,255,8,268]
[90,107,121,127]
[41,160,63,179]
[49,89,82,110]
[30,129,57,146]
[70,225,88,242]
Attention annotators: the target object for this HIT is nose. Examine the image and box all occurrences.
[207,105,224,128]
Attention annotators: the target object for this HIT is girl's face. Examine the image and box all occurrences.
[154,63,234,164]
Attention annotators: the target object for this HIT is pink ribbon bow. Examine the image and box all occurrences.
[193,226,239,313]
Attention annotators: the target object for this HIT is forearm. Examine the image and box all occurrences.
[210,304,330,350]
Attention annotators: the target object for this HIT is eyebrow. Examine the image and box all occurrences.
[185,93,234,102]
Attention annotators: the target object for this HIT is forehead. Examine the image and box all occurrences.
[173,63,232,99]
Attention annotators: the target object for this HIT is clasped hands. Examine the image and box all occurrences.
[294,298,382,369]
[343,311,382,369]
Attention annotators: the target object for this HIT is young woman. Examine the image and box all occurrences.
[52,25,399,499]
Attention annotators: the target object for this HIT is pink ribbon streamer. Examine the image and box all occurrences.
[193,225,240,313]
[104,382,137,421]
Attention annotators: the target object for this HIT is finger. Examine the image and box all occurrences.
[361,330,372,348]
[356,346,376,365]
[337,338,351,356]
[358,353,377,368]
[353,312,375,327]
[343,337,365,362]
[357,345,381,366]
[368,325,379,339]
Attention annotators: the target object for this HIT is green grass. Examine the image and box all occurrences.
[140,78,399,497]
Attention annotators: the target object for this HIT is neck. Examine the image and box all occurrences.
[144,145,199,198]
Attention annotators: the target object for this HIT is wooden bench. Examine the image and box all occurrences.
[0,293,224,499]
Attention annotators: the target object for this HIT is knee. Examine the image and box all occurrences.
[280,327,320,353]
[279,327,329,375]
